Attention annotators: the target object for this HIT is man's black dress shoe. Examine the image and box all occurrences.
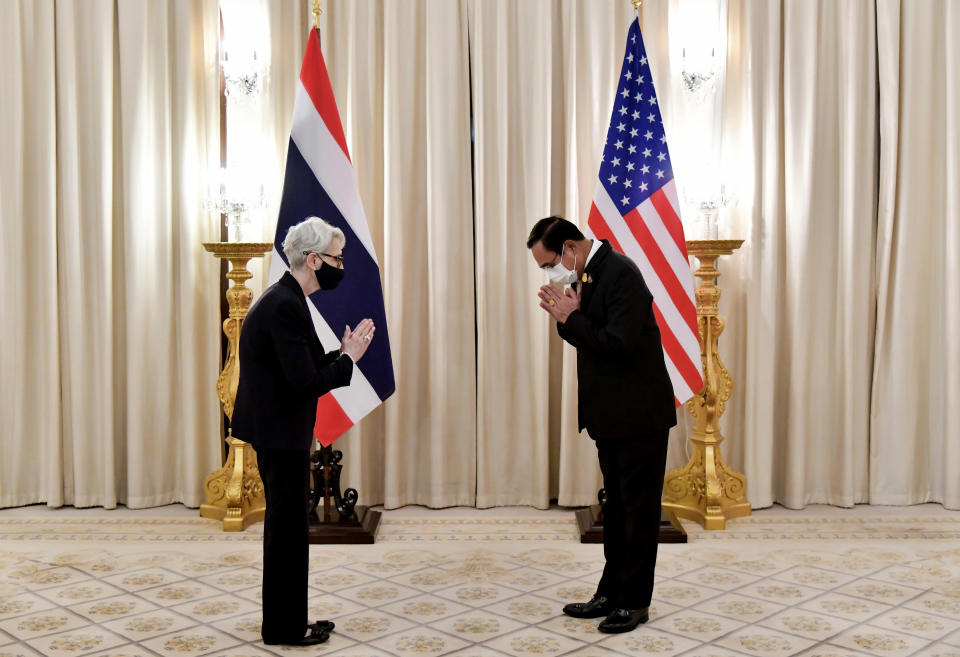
[310,620,335,633]
[263,624,331,646]
[598,607,649,633]
[562,595,613,619]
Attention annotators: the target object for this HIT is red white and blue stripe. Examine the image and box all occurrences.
[270,28,395,446]
[587,18,703,405]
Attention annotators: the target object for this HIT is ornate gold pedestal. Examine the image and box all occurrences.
[199,242,273,531]
[662,239,751,530]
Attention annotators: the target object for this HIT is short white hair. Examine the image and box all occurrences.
[282,216,345,269]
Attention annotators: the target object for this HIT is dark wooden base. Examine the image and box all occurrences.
[307,505,381,544]
[575,505,687,544]
[574,505,605,543]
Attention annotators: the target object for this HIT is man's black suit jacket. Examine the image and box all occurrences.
[557,240,677,440]
[232,271,353,451]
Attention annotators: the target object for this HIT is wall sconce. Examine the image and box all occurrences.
[681,46,717,98]
[674,0,724,103]
[671,0,729,238]
[680,174,734,240]
[221,43,265,98]
[695,186,734,240]
[206,168,266,242]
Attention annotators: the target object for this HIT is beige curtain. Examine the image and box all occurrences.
[262,1,693,510]
[0,0,222,508]
[470,0,558,509]
[467,0,678,508]
[258,0,627,510]
[262,0,478,509]
[714,0,879,509]
[5,0,959,512]
[469,1,700,508]
[226,0,960,513]
[871,0,960,508]
[1,0,60,507]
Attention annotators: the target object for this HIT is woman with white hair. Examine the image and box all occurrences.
[232,216,374,647]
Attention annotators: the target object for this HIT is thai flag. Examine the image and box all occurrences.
[269,28,395,446]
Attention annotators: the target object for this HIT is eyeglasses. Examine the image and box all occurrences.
[540,255,562,270]
[302,251,345,266]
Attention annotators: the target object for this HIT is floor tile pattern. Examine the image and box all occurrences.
[0,515,959,656]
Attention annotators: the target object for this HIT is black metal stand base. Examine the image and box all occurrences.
[306,444,379,544]
[307,505,381,544]
[575,505,687,544]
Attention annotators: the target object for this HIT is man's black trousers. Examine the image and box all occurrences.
[594,428,670,610]
[256,447,310,643]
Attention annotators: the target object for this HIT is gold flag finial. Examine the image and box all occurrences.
[312,0,322,30]
[632,0,642,11]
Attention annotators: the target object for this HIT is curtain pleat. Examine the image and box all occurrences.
[1,0,61,507]
[871,0,960,508]
[718,0,878,509]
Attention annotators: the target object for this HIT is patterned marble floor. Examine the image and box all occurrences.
[1,512,959,657]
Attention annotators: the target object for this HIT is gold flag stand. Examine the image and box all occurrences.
[662,240,751,530]
[199,242,273,531]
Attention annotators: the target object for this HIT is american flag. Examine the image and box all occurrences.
[586,18,703,405]
[270,28,395,445]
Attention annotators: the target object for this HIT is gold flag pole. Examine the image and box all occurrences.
[312,0,322,30]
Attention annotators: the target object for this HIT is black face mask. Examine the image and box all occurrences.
[315,261,344,290]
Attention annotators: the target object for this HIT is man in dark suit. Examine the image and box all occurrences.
[527,215,676,634]
[232,217,374,647]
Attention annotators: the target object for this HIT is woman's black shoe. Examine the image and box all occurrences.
[263,624,331,646]
[310,620,335,633]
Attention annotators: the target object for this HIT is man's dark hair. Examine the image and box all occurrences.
[526,216,585,253]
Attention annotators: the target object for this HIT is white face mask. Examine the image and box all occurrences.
[545,245,577,286]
